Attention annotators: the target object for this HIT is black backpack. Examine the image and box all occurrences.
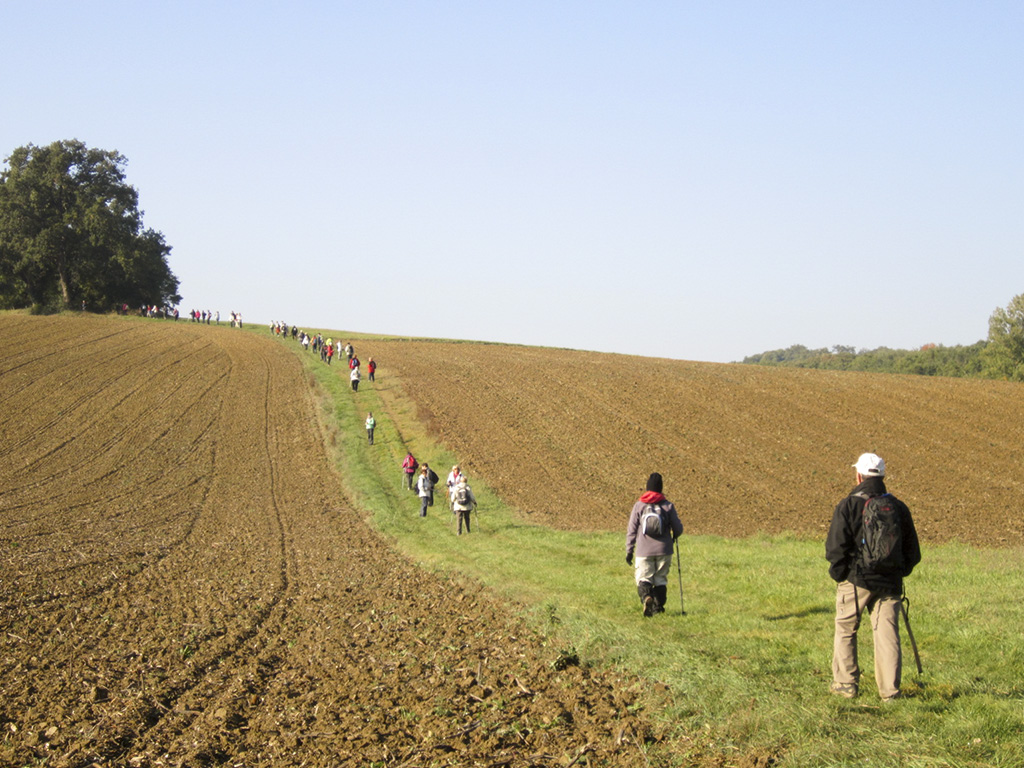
[855,493,905,573]
[640,504,665,537]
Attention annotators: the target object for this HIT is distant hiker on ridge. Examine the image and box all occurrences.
[625,473,683,617]
[826,452,921,702]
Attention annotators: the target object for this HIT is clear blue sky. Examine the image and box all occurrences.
[4,2,1022,362]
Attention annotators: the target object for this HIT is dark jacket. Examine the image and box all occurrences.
[626,492,684,558]
[825,476,921,595]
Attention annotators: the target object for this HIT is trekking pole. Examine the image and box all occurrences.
[900,593,923,675]
[675,539,686,616]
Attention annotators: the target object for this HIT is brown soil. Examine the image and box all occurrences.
[368,338,1024,547]
[0,315,660,767]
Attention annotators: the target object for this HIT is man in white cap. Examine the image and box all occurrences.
[825,453,921,701]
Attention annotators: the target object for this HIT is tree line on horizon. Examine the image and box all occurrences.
[741,293,1024,382]
[0,139,180,314]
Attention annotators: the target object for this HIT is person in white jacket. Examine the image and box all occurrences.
[445,465,463,511]
[416,465,434,518]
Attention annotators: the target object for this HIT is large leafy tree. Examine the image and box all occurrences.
[0,139,180,311]
[981,292,1024,381]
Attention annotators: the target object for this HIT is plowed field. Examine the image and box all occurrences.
[5,314,1023,768]
[368,339,1024,547]
[0,315,654,768]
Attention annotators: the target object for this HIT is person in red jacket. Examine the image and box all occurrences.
[367,357,377,382]
[625,473,683,617]
[401,452,418,491]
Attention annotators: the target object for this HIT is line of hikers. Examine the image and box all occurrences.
[401,453,478,535]
[624,453,921,702]
[275,326,378,390]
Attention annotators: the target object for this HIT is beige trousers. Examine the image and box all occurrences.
[634,555,672,587]
[832,580,902,699]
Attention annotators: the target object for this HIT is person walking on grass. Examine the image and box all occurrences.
[416,465,434,518]
[625,473,683,617]
[826,452,921,702]
[365,412,376,445]
[445,465,463,511]
[350,365,361,392]
[367,357,377,382]
[451,475,478,535]
[402,452,418,491]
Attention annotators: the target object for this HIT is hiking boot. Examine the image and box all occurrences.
[830,682,858,699]
[642,595,655,617]
[880,691,902,703]
[653,585,667,614]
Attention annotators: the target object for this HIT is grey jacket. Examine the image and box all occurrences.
[626,495,683,558]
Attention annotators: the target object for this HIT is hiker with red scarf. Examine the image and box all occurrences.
[625,473,683,617]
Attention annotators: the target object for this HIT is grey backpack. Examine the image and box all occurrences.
[641,504,665,537]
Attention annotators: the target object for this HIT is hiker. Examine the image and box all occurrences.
[625,473,683,617]
[452,475,478,535]
[367,357,377,382]
[365,412,376,445]
[350,365,361,392]
[825,452,921,702]
[416,465,434,517]
[445,465,463,510]
[402,452,418,491]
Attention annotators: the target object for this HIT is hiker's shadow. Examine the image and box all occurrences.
[764,606,832,621]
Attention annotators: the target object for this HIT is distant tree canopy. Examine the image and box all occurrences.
[981,293,1024,381]
[0,139,180,313]
[742,292,1024,381]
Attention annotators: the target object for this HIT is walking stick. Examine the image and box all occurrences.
[675,539,686,616]
[900,594,923,675]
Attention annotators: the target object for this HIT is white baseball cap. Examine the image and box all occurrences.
[853,453,886,476]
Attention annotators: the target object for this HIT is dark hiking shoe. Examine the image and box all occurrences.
[642,596,655,617]
[830,682,858,699]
